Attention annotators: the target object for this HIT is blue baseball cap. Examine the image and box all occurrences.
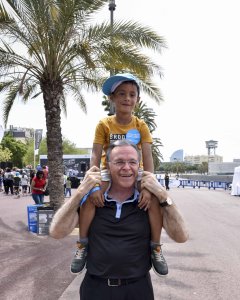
[102,73,140,96]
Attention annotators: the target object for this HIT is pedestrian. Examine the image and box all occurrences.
[42,165,48,179]
[63,173,67,195]
[65,177,72,197]
[50,140,188,300]
[3,167,14,195]
[29,170,35,193]
[70,73,168,277]
[13,171,21,198]
[0,169,3,192]
[36,164,42,171]
[164,172,170,190]
[21,171,29,196]
[31,170,48,204]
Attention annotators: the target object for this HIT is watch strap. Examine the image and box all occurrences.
[160,201,169,207]
[159,197,172,207]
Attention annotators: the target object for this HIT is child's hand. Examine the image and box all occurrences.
[138,188,152,211]
[89,189,104,207]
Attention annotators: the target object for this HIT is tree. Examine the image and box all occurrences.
[23,136,84,167]
[22,138,34,167]
[0,1,166,209]
[198,162,208,174]
[39,136,81,156]
[1,133,27,167]
[0,144,12,162]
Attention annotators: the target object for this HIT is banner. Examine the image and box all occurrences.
[35,129,43,155]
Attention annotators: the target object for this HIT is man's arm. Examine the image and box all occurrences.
[141,171,189,243]
[160,200,188,243]
[49,166,101,239]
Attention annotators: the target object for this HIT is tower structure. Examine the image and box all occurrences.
[205,140,218,156]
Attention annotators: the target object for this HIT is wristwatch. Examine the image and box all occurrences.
[160,197,173,207]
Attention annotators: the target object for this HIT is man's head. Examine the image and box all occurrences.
[106,140,141,189]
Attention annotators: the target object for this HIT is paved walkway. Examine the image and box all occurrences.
[1,186,238,300]
[58,187,238,300]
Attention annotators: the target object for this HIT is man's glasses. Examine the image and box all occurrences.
[109,159,139,168]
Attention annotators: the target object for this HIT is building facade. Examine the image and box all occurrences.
[184,154,223,165]
[170,149,184,162]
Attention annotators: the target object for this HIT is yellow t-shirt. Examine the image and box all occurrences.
[93,115,153,169]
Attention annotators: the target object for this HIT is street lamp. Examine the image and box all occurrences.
[108,0,116,115]
[109,0,116,28]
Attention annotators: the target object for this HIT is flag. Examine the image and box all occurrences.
[35,129,43,155]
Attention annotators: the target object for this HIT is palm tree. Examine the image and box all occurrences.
[0,0,166,209]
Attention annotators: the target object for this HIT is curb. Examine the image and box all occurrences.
[59,271,86,299]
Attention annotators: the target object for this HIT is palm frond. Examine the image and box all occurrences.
[134,101,157,132]
[2,84,19,126]
[68,82,87,114]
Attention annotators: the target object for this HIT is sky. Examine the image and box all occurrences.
[0,0,239,162]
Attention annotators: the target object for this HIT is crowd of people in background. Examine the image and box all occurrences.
[0,166,48,201]
[1,165,73,202]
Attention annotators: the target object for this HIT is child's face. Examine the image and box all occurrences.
[110,82,140,114]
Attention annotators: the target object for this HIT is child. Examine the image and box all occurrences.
[70,73,168,277]
[65,177,72,197]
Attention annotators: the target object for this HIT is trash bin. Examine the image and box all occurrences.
[37,206,54,236]
[27,204,43,233]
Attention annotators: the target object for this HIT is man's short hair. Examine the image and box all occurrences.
[106,140,141,162]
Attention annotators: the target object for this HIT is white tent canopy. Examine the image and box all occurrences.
[231,166,240,196]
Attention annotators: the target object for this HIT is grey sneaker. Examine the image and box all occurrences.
[70,241,88,275]
[151,244,168,276]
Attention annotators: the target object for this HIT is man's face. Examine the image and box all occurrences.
[108,145,139,189]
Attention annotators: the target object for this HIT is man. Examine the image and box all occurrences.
[164,172,170,190]
[50,140,188,300]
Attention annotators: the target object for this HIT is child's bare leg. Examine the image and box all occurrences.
[137,181,163,244]
[79,199,96,238]
[101,181,109,193]
[148,195,168,276]
[148,196,162,244]
[71,199,96,275]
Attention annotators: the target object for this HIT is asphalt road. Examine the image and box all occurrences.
[1,187,240,300]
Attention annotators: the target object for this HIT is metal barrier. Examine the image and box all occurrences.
[157,178,231,190]
[178,180,230,190]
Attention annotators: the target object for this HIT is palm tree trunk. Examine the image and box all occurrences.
[41,79,64,210]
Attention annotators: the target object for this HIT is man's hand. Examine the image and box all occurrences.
[89,189,105,207]
[138,188,152,211]
[77,166,102,198]
[141,171,168,202]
